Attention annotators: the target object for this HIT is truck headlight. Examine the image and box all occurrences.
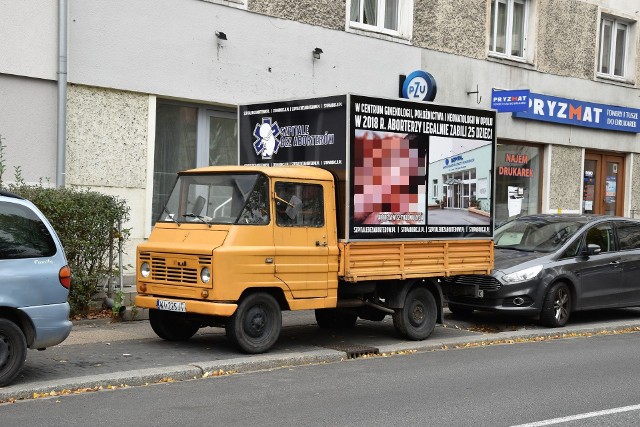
[140,262,150,278]
[201,267,211,283]
[501,265,543,284]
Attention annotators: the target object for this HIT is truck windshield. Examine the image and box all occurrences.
[159,173,269,225]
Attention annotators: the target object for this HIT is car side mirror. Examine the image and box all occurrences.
[585,243,601,256]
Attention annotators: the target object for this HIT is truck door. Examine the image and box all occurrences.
[273,180,329,298]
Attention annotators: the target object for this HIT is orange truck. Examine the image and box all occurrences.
[135,94,496,353]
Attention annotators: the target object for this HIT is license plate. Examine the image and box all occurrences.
[157,299,186,312]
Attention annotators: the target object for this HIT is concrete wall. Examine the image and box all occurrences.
[66,85,151,261]
[68,0,421,104]
[0,0,57,80]
[548,145,583,212]
[413,0,488,59]
[0,75,57,185]
[66,85,149,188]
[248,0,346,31]
[537,0,599,80]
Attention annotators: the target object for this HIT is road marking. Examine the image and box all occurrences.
[511,404,640,426]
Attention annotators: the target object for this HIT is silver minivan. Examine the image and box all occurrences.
[0,190,72,386]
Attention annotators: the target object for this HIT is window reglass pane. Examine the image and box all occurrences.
[586,223,614,252]
[614,23,626,76]
[363,0,377,26]
[511,1,525,57]
[600,19,612,74]
[275,182,324,227]
[209,116,238,166]
[153,103,197,222]
[495,0,507,54]
[0,202,56,259]
[495,144,541,227]
[384,0,399,30]
[350,0,360,22]
[618,222,640,250]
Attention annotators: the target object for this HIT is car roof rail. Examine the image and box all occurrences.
[0,190,24,200]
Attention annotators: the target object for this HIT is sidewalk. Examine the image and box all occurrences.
[2,308,640,402]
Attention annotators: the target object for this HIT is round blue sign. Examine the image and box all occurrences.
[402,70,437,101]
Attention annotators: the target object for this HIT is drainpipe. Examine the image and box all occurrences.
[56,0,68,188]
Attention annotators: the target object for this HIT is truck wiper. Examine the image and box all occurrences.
[183,213,212,227]
[163,207,179,226]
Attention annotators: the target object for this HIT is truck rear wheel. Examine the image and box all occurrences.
[149,310,200,341]
[392,287,437,340]
[315,309,358,329]
[226,292,282,354]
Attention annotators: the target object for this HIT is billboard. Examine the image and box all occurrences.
[240,94,496,240]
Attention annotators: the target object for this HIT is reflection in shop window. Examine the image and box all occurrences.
[495,144,541,227]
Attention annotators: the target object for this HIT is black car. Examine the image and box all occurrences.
[446,214,640,327]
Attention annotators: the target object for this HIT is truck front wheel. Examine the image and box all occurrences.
[392,287,437,340]
[226,292,282,354]
[149,310,200,341]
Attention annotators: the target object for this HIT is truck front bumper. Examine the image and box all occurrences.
[135,295,238,317]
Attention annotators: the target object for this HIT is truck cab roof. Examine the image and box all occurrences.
[180,165,335,181]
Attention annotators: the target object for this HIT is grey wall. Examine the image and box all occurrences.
[537,0,599,80]
[0,75,57,185]
[548,145,583,211]
[248,0,346,31]
[413,0,488,59]
[68,0,421,105]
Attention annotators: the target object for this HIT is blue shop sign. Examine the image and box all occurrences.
[401,70,437,102]
[491,89,529,112]
[513,92,640,133]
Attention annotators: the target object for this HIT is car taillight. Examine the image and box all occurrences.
[59,265,72,289]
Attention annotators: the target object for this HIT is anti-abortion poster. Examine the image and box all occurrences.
[349,95,495,239]
[239,95,347,169]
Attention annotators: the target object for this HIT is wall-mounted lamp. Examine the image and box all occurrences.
[312,47,323,60]
[215,31,227,41]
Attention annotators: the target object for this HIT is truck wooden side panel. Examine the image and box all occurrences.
[339,239,493,282]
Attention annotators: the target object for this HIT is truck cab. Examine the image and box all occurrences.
[135,166,340,353]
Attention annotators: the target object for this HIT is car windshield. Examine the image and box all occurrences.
[494,218,583,253]
[158,173,269,225]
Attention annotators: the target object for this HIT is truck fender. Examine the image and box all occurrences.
[386,279,443,324]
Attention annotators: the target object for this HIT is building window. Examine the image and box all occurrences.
[348,0,412,39]
[599,16,628,78]
[495,143,542,227]
[152,100,237,224]
[490,0,528,60]
[432,179,439,198]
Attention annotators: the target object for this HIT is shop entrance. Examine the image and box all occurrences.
[583,152,624,216]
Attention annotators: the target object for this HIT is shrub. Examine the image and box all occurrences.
[1,135,130,315]
[8,185,130,315]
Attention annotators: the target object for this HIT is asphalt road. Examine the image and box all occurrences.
[2,328,640,426]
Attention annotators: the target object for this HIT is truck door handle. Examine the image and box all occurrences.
[315,241,327,247]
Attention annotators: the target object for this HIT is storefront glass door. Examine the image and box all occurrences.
[583,152,624,216]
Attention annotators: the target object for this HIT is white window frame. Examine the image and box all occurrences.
[347,0,413,40]
[432,179,439,199]
[598,15,629,80]
[489,0,531,62]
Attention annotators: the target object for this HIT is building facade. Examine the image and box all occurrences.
[1,0,639,269]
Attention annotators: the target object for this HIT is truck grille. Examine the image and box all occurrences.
[442,275,502,291]
[140,252,212,286]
